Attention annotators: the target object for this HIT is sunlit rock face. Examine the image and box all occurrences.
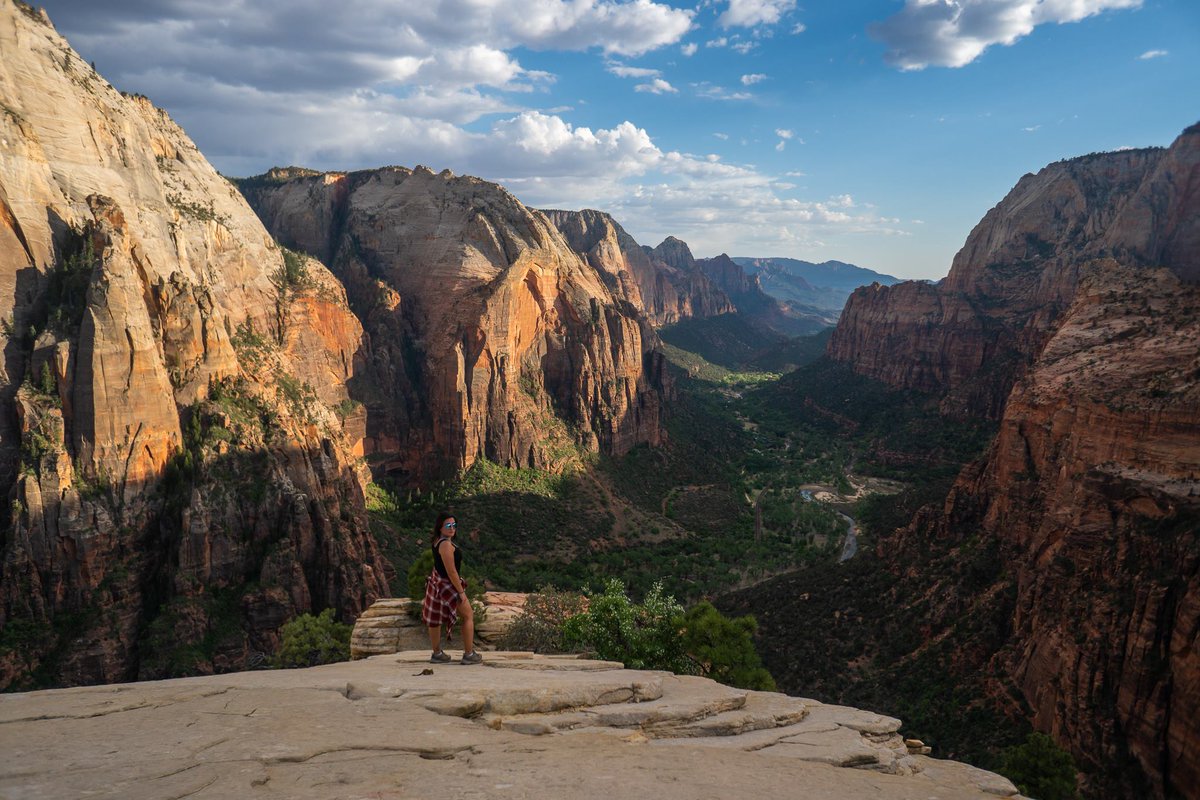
[542,210,736,326]
[240,169,670,485]
[829,126,1199,419]
[0,2,387,689]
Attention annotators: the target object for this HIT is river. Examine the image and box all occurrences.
[798,488,858,562]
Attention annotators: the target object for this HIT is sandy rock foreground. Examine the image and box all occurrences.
[0,652,1026,799]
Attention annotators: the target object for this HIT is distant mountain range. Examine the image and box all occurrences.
[732,257,900,314]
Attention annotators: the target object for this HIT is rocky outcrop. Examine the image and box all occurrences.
[0,651,1029,799]
[241,175,669,483]
[828,125,1200,419]
[811,126,1200,798]
[542,210,735,326]
[904,263,1200,799]
[349,592,529,657]
[0,2,387,688]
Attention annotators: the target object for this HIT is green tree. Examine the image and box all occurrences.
[681,601,776,691]
[1000,732,1079,800]
[274,609,351,668]
[562,579,693,673]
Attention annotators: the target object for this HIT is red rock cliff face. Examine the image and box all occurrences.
[541,209,735,326]
[899,263,1200,799]
[0,4,387,688]
[829,125,1200,419]
[241,173,669,484]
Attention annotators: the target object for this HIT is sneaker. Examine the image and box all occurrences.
[429,650,452,664]
[460,651,483,665]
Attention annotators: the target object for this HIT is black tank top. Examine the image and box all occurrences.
[432,537,462,580]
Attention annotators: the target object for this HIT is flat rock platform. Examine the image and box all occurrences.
[0,652,1027,799]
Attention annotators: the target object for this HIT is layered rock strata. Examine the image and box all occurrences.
[349,592,529,658]
[0,652,1029,799]
[543,210,735,326]
[241,174,669,483]
[901,263,1200,799]
[812,125,1200,800]
[0,2,386,688]
[828,125,1200,419]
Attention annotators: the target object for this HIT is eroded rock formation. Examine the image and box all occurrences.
[240,172,669,483]
[817,125,1200,799]
[828,125,1200,419]
[542,210,735,326]
[698,253,829,336]
[904,263,1200,799]
[0,2,387,688]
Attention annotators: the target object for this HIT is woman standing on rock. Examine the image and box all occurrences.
[422,512,482,664]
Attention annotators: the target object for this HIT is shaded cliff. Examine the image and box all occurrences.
[0,2,387,688]
[542,210,735,326]
[915,263,1200,799]
[756,126,1200,799]
[828,125,1199,419]
[699,254,832,336]
[240,174,670,484]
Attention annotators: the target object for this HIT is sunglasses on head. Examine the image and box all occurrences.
[443,522,457,529]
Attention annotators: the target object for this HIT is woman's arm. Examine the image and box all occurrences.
[437,540,466,597]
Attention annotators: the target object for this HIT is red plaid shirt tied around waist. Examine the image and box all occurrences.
[421,571,465,628]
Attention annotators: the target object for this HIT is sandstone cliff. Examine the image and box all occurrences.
[828,125,1199,418]
[811,126,1200,799]
[542,210,735,326]
[239,172,669,483]
[903,262,1200,799]
[0,1,387,688]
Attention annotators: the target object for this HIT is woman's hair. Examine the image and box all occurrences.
[431,511,455,545]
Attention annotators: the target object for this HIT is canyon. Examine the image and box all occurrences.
[1,3,1197,799]
[753,124,1200,800]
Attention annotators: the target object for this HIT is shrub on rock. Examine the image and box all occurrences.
[274,609,351,667]
[562,579,692,673]
[1000,732,1079,800]
[682,601,776,691]
[499,585,588,653]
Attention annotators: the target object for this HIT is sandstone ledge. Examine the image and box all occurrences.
[350,593,528,658]
[0,652,1025,799]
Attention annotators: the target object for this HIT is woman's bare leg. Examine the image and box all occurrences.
[428,626,442,653]
[459,599,475,653]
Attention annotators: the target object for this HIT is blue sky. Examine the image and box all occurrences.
[39,0,1200,279]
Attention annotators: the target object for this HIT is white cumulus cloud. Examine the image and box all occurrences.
[741,73,768,85]
[1138,49,1168,59]
[870,0,1143,71]
[608,63,662,79]
[681,42,698,56]
[35,0,905,276]
[719,0,797,28]
[635,78,678,94]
